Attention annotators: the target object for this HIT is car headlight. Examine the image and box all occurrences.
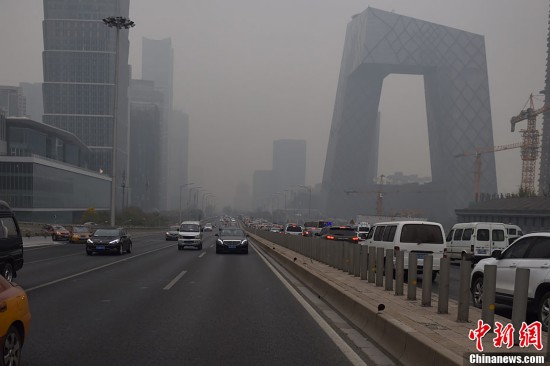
[166,232,170,235]
[109,239,120,244]
[87,239,93,244]
[242,240,248,245]
[217,239,223,245]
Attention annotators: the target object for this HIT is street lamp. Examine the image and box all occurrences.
[187,186,201,218]
[102,16,135,227]
[299,185,312,219]
[179,183,194,224]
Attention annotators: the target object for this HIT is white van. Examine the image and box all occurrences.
[504,224,523,245]
[365,221,446,281]
[445,222,509,262]
[178,220,203,250]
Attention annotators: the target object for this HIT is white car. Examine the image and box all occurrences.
[203,223,213,232]
[470,232,550,330]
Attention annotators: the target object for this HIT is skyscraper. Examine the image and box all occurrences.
[322,8,496,226]
[141,37,181,210]
[42,0,131,181]
[273,139,306,194]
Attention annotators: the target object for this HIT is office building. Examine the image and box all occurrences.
[42,0,131,195]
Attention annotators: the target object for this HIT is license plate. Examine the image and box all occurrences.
[477,249,487,254]
[96,246,105,250]
[228,245,236,249]
[416,253,427,259]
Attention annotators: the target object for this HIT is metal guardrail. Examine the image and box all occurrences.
[247,227,536,331]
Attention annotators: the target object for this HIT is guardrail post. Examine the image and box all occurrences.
[481,264,496,327]
[376,247,384,287]
[360,245,368,280]
[421,255,433,307]
[354,244,361,277]
[395,250,404,296]
[438,257,450,314]
[368,246,376,283]
[385,248,394,291]
[346,243,353,275]
[457,259,471,322]
[339,242,345,271]
[512,268,530,345]
[407,252,417,300]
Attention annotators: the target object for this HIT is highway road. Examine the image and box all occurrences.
[15,231,394,366]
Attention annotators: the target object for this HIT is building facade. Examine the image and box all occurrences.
[322,8,496,227]
[0,117,110,222]
[0,86,25,117]
[128,79,162,211]
[42,0,131,198]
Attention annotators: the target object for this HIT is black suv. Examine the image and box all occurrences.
[0,201,24,281]
[319,225,360,243]
[86,227,132,255]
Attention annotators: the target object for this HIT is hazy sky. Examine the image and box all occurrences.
[1,0,548,208]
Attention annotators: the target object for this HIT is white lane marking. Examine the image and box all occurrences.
[252,242,368,366]
[26,244,173,292]
[163,270,188,290]
[198,252,206,258]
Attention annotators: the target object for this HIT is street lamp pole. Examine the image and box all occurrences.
[102,16,135,227]
[299,185,312,219]
[179,182,194,224]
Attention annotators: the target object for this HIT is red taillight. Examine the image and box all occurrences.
[327,235,335,240]
[352,237,359,242]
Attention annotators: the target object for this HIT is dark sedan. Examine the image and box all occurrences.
[215,228,249,254]
[86,228,132,255]
[165,226,179,241]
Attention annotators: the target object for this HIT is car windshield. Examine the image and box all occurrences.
[169,226,179,231]
[220,229,245,237]
[53,226,66,230]
[180,224,200,232]
[93,229,119,237]
[73,226,88,233]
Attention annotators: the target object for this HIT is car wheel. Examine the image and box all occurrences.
[471,276,483,308]
[2,325,22,366]
[127,243,132,254]
[537,292,550,331]
[1,263,14,282]
[198,244,203,250]
[86,250,92,256]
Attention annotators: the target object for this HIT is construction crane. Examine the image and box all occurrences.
[455,142,523,202]
[510,93,550,194]
[345,175,387,215]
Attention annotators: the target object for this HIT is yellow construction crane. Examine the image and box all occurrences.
[510,93,550,194]
[455,142,523,202]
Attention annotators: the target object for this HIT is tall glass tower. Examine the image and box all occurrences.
[42,0,131,178]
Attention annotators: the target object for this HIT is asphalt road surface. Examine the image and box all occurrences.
[15,231,380,366]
